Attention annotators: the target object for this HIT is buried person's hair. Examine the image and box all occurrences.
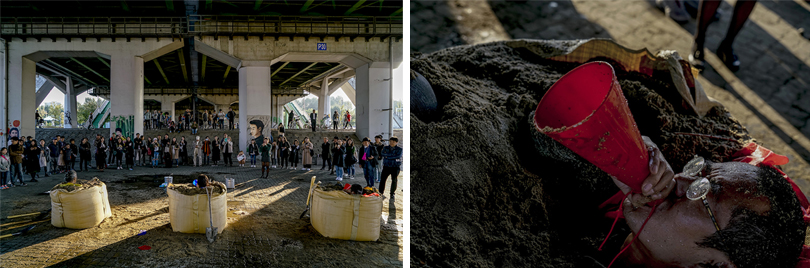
[697,165,806,268]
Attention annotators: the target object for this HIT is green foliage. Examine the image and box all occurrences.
[77,98,103,126]
[38,102,64,126]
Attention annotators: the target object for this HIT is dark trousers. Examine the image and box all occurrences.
[223,153,232,166]
[311,121,316,132]
[80,157,90,171]
[281,153,288,167]
[321,155,331,168]
[379,166,400,196]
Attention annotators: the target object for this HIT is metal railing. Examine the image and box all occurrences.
[1,17,186,39]
[89,86,309,96]
[1,15,402,40]
[188,15,402,39]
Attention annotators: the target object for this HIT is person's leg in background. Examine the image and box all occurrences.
[50,156,59,175]
[10,163,23,186]
[715,0,756,71]
[363,162,374,187]
[335,165,343,181]
[379,166,400,197]
[690,0,722,69]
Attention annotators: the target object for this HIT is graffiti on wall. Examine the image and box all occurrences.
[247,115,273,144]
[110,115,134,139]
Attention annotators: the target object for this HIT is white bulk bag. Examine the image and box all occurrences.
[51,183,112,229]
[167,185,227,234]
[310,188,383,241]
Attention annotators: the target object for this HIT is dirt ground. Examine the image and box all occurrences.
[0,161,403,267]
[409,41,799,267]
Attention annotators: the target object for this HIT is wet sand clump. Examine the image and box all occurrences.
[52,178,105,192]
[410,41,751,267]
[168,181,226,196]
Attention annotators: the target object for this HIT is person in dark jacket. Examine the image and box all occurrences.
[359,137,380,187]
[64,143,77,171]
[379,136,403,198]
[48,138,61,175]
[289,139,300,169]
[23,140,41,182]
[331,139,346,181]
[320,137,331,171]
[310,109,317,132]
[114,138,124,170]
[211,136,221,166]
[373,135,386,183]
[179,136,188,166]
[8,137,25,186]
[259,138,271,178]
[79,138,92,171]
[95,134,107,171]
[279,136,290,169]
[125,137,135,170]
[68,139,78,170]
[248,139,259,168]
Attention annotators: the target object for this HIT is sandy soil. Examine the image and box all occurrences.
[410,41,765,267]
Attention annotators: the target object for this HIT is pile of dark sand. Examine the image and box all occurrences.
[51,178,104,192]
[410,41,752,267]
[168,181,226,196]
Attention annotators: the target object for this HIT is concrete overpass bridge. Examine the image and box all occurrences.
[0,0,403,150]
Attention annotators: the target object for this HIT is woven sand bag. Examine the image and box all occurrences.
[51,183,112,229]
[310,189,383,241]
[167,183,227,234]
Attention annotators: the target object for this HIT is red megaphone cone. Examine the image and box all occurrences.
[534,61,649,192]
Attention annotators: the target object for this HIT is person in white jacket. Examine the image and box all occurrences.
[193,136,203,167]
[221,134,234,167]
[0,148,10,188]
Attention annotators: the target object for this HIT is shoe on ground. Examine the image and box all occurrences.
[716,45,741,72]
[688,48,705,71]
[31,179,38,182]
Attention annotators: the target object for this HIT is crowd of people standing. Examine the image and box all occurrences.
[144,108,237,133]
[1,131,402,197]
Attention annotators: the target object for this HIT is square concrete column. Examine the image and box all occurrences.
[354,62,391,140]
[238,65,273,151]
[7,56,37,140]
[318,77,330,124]
[109,54,144,138]
[63,77,78,128]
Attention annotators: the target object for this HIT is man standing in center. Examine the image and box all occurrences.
[227,108,236,130]
[193,136,202,167]
[222,134,233,167]
[310,109,317,132]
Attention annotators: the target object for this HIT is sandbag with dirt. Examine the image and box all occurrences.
[167,181,227,234]
[51,178,112,229]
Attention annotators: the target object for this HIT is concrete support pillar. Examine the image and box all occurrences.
[354,62,391,140]
[64,77,78,128]
[7,56,37,139]
[35,80,55,107]
[109,54,144,138]
[0,42,7,148]
[238,65,272,151]
[162,100,175,121]
[318,77,330,122]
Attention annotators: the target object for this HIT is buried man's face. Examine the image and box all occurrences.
[621,162,775,267]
